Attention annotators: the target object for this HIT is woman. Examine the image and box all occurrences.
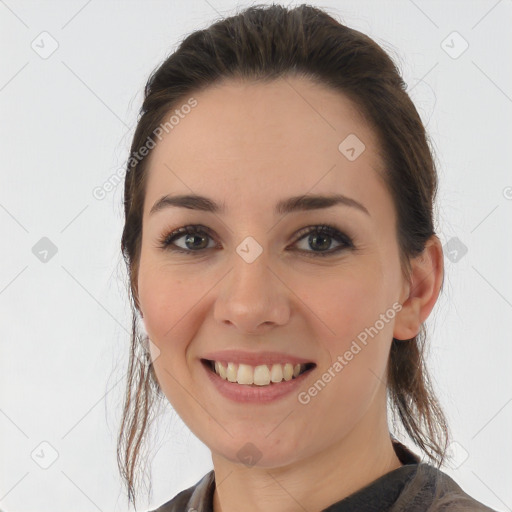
[117,4,497,511]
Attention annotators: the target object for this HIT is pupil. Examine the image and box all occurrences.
[310,233,330,251]
[186,233,208,250]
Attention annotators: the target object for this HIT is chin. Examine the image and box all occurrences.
[211,436,304,470]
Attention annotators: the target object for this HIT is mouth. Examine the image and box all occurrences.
[201,358,316,386]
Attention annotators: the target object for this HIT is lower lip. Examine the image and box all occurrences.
[201,360,314,403]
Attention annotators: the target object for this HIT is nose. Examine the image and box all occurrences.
[213,247,290,334]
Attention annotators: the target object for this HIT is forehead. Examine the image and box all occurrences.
[143,76,388,219]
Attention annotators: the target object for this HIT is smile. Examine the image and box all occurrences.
[202,359,316,386]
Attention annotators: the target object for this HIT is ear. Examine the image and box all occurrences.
[393,234,444,340]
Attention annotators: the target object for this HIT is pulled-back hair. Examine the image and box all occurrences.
[118,3,449,508]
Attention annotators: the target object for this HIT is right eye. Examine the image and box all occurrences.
[157,225,218,254]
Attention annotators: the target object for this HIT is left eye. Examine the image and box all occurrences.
[157,224,354,257]
[292,225,353,256]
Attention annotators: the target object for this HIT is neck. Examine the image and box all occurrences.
[211,389,403,512]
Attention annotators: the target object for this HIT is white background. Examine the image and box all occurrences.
[1,0,511,511]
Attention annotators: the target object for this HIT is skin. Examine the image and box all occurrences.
[136,76,444,512]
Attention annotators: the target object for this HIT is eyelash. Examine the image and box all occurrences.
[156,224,354,258]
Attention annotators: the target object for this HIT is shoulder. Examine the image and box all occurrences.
[398,462,498,511]
[149,487,193,512]
[148,470,215,512]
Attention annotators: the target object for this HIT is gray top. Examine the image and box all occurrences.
[150,440,498,511]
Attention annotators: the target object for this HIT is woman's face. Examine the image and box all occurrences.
[137,76,410,468]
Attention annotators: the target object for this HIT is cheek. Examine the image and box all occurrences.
[304,267,386,344]
[138,267,203,408]
[301,267,394,400]
[138,264,193,351]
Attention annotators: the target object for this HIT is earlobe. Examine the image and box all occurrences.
[393,235,444,341]
[393,298,421,340]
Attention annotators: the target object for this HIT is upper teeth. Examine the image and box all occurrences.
[213,361,304,386]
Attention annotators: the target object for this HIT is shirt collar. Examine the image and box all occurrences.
[185,439,421,512]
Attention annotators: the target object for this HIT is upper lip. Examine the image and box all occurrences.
[201,350,316,366]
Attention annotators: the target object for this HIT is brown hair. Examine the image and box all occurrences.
[118,3,449,507]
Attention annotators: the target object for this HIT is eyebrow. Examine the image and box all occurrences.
[149,193,370,217]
